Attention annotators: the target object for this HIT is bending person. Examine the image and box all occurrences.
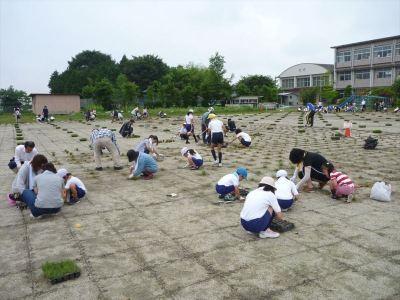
[90,128,122,171]
[127,150,158,180]
[8,141,38,173]
[21,162,64,218]
[289,148,331,192]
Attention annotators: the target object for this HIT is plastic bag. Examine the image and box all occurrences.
[370,182,392,202]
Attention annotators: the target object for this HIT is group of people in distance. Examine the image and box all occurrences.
[6,107,355,242]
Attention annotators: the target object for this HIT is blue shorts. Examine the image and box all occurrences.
[277,199,293,209]
[69,186,86,203]
[192,158,203,167]
[215,184,235,196]
[185,124,192,132]
[241,210,272,233]
[240,140,251,147]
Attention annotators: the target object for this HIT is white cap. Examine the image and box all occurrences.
[208,107,214,112]
[259,176,275,188]
[188,109,194,113]
[181,147,188,156]
[57,168,68,178]
[276,170,288,178]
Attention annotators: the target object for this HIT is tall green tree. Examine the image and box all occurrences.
[344,85,353,98]
[48,50,119,95]
[392,78,400,105]
[93,78,114,109]
[300,87,318,105]
[235,75,278,102]
[209,52,226,77]
[113,74,140,109]
[0,86,30,112]
[120,54,169,92]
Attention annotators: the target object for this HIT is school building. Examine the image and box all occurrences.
[332,35,400,93]
[225,96,260,107]
[30,94,81,115]
[277,63,334,106]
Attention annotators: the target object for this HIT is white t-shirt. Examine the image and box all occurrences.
[237,132,251,142]
[65,176,86,192]
[185,114,193,124]
[217,173,239,187]
[189,152,202,161]
[240,188,281,221]
[208,119,224,133]
[275,176,298,200]
[14,145,38,167]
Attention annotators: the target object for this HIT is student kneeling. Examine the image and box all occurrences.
[21,163,63,219]
[275,170,299,211]
[127,150,158,180]
[240,176,283,238]
[57,168,87,205]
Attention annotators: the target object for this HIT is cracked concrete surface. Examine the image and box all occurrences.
[0,111,399,299]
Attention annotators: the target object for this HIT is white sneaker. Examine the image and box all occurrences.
[30,213,42,220]
[259,229,280,239]
[213,160,218,165]
[346,194,353,203]
[128,173,134,179]
[218,163,222,167]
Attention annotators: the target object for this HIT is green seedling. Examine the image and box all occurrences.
[372,129,382,133]
[42,260,80,282]
[71,134,78,137]
[79,138,87,141]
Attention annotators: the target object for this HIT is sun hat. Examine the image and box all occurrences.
[57,168,68,178]
[180,147,188,156]
[276,170,288,178]
[208,113,216,119]
[236,167,248,179]
[259,176,275,188]
[188,109,194,113]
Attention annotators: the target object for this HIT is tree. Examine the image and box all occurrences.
[320,86,340,104]
[0,86,30,112]
[93,79,114,110]
[113,74,140,109]
[300,87,318,105]
[120,55,169,92]
[344,85,353,98]
[209,52,226,77]
[48,50,119,95]
[235,75,278,102]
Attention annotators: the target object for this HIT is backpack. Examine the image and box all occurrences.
[364,136,378,149]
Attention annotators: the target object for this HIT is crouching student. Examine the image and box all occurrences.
[275,170,299,211]
[215,167,247,201]
[181,147,203,170]
[230,129,251,147]
[177,124,190,144]
[322,162,355,202]
[240,176,283,239]
[127,150,158,180]
[57,168,86,204]
[21,163,63,219]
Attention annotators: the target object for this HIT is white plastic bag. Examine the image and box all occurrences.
[370,182,392,202]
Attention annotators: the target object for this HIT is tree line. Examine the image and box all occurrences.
[48,50,278,109]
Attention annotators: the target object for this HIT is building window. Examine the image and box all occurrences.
[395,43,400,56]
[312,75,329,86]
[376,68,392,79]
[338,71,351,81]
[297,77,310,88]
[281,78,294,89]
[353,48,370,60]
[337,50,351,63]
[355,70,370,80]
[373,45,392,58]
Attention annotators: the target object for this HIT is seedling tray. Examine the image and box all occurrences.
[42,260,81,285]
[50,271,81,284]
[270,219,295,233]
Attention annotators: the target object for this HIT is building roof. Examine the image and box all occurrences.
[29,93,80,97]
[331,35,400,49]
[278,63,333,78]
[235,96,261,100]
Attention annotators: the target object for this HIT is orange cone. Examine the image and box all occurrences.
[344,127,351,137]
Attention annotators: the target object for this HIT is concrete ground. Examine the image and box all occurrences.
[0,111,399,300]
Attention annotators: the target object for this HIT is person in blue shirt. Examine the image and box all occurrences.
[127,150,158,180]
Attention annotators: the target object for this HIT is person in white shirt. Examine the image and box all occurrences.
[57,168,87,205]
[275,170,299,211]
[230,129,252,147]
[215,167,247,201]
[184,109,199,143]
[180,147,203,170]
[177,124,190,144]
[8,141,38,173]
[240,176,283,239]
[361,99,366,112]
[207,113,226,167]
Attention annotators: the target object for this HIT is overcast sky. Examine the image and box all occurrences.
[1,0,399,93]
